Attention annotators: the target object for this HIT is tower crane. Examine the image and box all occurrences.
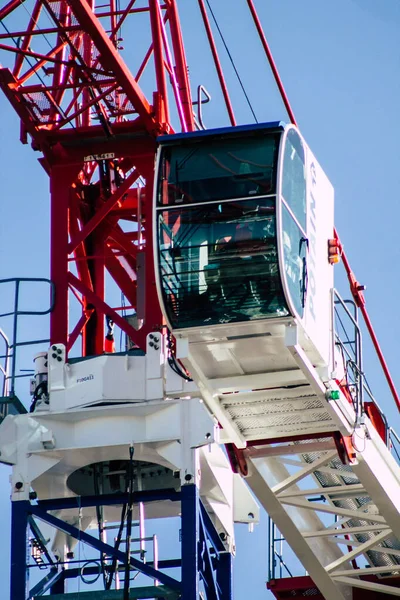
[0,2,399,600]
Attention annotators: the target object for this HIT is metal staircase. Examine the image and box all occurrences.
[246,420,400,599]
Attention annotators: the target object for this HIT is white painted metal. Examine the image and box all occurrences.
[244,429,400,599]
[0,369,259,560]
[332,577,400,597]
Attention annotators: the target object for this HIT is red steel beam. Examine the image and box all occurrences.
[0,25,81,40]
[18,41,68,86]
[0,69,46,144]
[336,230,400,413]
[66,0,158,134]
[67,309,94,352]
[0,0,25,21]
[246,0,297,126]
[68,169,140,255]
[197,0,236,126]
[13,1,43,79]
[68,272,139,345]
[0,43,71,66]
[105,254,137,308]
[148,0,169,128]
[52,81,119,130]
[167,0,195,131]
[50,164,81,347]
[68,189,93,292]
[107,226,138,270]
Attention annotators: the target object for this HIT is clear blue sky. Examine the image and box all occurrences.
[0,0,399,597]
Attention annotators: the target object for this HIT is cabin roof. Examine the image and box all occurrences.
[157,121,286,145]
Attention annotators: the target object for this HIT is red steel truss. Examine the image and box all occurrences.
[0,0,198,354]
[1,0,397,414]
[0,0,298,357]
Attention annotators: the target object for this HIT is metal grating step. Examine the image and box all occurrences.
[220,385,336,441]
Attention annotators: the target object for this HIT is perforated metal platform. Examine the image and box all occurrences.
[220,385,336,441]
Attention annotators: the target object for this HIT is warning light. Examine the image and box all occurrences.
[328,238,341,264]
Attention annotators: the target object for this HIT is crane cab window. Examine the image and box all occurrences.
[156,128,291,330]
[280,128,307,318]
[281,128,306,230]
[158,197,288,329]
[158,134,279,207]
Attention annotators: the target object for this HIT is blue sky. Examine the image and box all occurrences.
[0,0,399,597]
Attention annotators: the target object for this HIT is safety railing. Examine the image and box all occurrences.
[332,289,400,452]
[268,518,293,581]
[333,289,364,424]
[0,278,54,400]
[0,327,10,397]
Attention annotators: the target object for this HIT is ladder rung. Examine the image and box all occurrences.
[105,521,140,530]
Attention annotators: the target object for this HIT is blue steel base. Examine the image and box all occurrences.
[11,485,233,599]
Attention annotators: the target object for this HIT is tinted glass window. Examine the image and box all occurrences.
[158,134,279,206]
[281,204,307,318]
[281,129,306,230]
[158,197,288,329]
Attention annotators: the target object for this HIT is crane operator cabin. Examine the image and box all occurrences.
[154,122,334,375]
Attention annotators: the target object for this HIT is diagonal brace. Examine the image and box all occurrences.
[30,505,181,591]
[67,169,139,255]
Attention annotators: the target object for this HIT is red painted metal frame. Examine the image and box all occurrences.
[197,0,236,126]
[267,575,324,600]
[0,0,198,356]
[0,0,397,410]
[268,574,400,600]
[0,0,309,359]
[246,0,297,126]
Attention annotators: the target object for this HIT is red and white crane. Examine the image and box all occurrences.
[0,2,399,600]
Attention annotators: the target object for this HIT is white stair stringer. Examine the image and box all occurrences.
[245,430,400,600]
